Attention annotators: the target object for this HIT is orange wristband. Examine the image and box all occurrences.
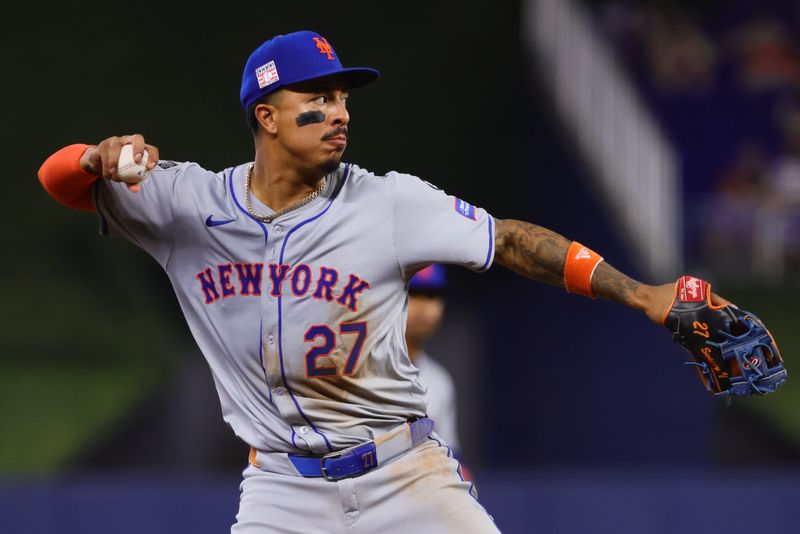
[564,241,604,298]
[38,143,97,212]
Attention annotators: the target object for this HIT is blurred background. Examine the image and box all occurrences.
[3,0,800,532]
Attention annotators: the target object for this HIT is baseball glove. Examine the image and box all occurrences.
[663,276,787,397]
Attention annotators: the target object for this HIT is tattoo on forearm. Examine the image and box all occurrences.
[494,219,570,287]
[494,218,644,309]
[590,261,642,308]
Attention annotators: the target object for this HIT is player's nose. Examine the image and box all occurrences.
[330,96,349,126]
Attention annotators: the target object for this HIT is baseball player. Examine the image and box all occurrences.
[405,264,461,452]
[38,30,737,533]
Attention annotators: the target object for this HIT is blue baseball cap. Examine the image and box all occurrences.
[240,31,380,110]
[409,264,447,294]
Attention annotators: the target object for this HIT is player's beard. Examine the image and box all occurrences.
[320,153,343,175]
[320,127,347,175]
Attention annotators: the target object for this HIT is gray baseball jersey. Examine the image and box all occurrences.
[93,161,494,455]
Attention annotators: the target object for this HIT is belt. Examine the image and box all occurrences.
[285,417,434,481]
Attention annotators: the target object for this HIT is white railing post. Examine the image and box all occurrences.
[526,0,683,281]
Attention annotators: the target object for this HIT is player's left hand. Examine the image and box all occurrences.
[641,282,732,325]
[660,276,787,397]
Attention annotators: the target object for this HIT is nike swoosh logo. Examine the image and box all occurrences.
[205,215,235,228]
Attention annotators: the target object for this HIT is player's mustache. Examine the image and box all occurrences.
[322,128,348,141]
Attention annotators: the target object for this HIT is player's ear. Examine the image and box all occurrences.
[255,103,279,135]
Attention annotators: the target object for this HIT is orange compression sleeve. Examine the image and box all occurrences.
[563,241,604,299]
[38,144,98,212]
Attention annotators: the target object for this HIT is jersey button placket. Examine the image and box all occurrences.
[260,227,280,395]
[265,219,328,454]
[261,230,299,435]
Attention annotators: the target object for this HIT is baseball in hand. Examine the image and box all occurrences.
[116,144,150,183]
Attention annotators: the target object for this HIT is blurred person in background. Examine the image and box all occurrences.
[758,105,800,277]
[405,264,461,453]
[703,140,770,277]
[729,8,800,93]
[405,264,473,481]
[644,4,717,95]
[769,107,800,206]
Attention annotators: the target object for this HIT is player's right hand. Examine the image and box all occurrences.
[79,134,160,193]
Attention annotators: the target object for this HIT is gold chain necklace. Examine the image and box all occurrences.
[244,163,327,223]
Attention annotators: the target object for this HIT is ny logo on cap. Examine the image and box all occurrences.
[313,37,335,60]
